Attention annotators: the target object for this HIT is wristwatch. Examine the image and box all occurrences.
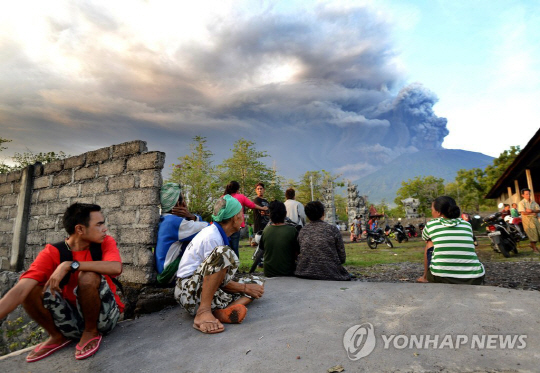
[70,261,80,273]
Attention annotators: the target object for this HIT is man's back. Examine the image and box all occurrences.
[284,199,305,226]
[261,224,299,277]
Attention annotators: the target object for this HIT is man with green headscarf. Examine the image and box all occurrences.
[175,195,265,334]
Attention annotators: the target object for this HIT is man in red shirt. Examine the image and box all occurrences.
[0,203,123,362]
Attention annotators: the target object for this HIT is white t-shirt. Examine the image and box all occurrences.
[177,224,224,279]
[284,199,306,226]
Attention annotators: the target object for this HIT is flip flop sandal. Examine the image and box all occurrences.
[26,340,71,363]
[75,334,103,360]
[213,304,248,324]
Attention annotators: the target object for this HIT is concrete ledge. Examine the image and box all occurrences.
[1,279,537,372]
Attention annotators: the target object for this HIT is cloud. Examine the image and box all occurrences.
[0,1,448,180]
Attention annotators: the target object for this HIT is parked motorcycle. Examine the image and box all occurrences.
[405,224,418,238]
[483,212,518,258]
[366,227,393,249]
[392,221,408,243]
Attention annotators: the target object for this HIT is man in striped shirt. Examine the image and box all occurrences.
[417,196,485,285]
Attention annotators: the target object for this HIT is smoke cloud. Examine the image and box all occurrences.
[0,2,448,181]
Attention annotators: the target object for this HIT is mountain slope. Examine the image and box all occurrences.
[354,149,493,204]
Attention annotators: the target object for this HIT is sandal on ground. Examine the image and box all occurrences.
[26,340,71,363]
[75,334,102,360]
[193,307,224,334]
[213,304,247,324]
[416,276,429,283]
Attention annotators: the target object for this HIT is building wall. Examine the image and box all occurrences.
[0,140,164,284]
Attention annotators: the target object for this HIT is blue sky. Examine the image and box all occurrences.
[1,0,538,179]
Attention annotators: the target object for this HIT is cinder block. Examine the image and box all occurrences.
[0,174,6,183]
[6,170,22,182]
[95,193,122,208]
[98,159,125,176]
[138,206,160,225]
[52,170,72,186]
[112,141,147,158]
[80,180,107,196]
[46,231,66,243]
[108,175,135,191]
[1,259,10,271]
[31,191,39,204]
[38,216,57,230]
[74,166,97,181]
[137,250,154,267]
[12,182,20,193]
[38,188,59,202]
[27,218,38,231]
[123,189,159,206]
[0,208,9,219]
[0,183,12,196]
[26,232,44,245]
[9,208,18,219]
[63,154,86,169]
[107,210,137,225]
[0,221,13,233]
[126,152,165,171]
[3,193,18,206]
[119,228,155,244]
[0,246,8,257]
[118,264,154,285]
[86,147,110,165]
[48,200,69,215]
[33,176,50,189]
[70,197,94,204]
[118,246,134,264]
[139,170,162,188]
[43,160,63,175]
[59,185,79,198]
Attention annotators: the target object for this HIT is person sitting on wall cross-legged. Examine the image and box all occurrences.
[175,195,265,334]
[0,203,124,362]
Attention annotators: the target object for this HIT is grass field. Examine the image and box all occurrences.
[237,235,539,273]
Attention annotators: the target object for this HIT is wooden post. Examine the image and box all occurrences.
[526,169,535,202]
[515,179,520,203]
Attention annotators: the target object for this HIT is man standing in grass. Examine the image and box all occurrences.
[518,188,540,253]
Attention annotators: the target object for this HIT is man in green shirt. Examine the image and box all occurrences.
[259,201,300,277]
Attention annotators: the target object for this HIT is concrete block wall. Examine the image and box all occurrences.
[0,140,165,285]
[0,171,22,270]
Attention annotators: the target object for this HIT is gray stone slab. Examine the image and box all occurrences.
[1,278,539,372]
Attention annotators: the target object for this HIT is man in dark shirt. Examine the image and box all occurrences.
[259,201,299,277]
[252,182,269,233]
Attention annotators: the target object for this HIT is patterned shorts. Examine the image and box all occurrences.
[174,245,265,316]
[43,276,121,339]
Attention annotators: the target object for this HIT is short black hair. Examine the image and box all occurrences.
[285,188,295,199]
[305,201,324,221]
[269,200,286,224]
[224,181,240,195]
[63,203,101,235]
[255,182,265,189]
[521,188,531,195]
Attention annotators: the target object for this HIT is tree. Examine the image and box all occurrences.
[294,170,342,205]
[11,151,68,169]
[168,136,219,221]
[217,138,283,201]
[394,176,445,216]
[0,138,12,173]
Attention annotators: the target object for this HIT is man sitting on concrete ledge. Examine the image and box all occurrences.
[155,183,209,285]
[175,195,265,334]
[0,203,123,362]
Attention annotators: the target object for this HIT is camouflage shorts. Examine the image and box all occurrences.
[43,275,121,339]
[174,245,265,316]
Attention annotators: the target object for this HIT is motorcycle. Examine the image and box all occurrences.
[366,227,393,249]
[392,221,408,243]
[405,224,418,238]
[483,212,518,258]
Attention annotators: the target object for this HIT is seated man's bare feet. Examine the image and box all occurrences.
[193,307,224,334]
[416,276,428,283]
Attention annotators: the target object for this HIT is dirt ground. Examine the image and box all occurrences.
[347,257,540,291]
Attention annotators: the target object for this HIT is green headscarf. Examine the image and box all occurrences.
[212,195,242,222]
[160,183,181,212]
